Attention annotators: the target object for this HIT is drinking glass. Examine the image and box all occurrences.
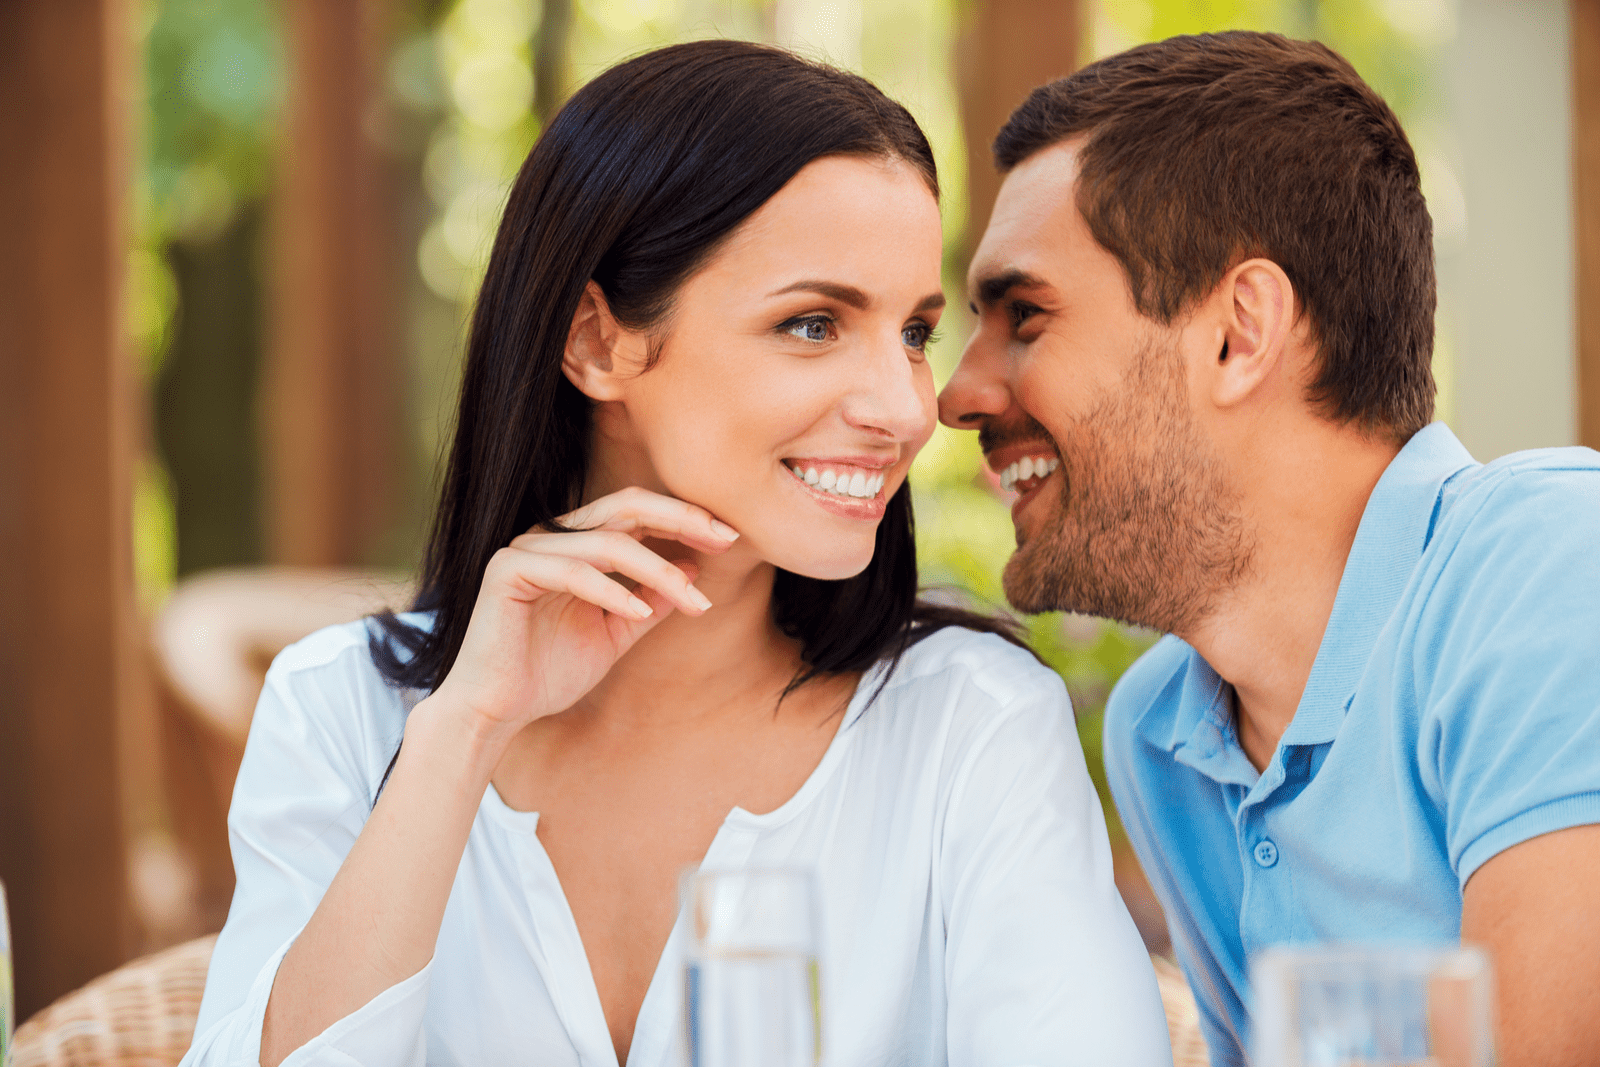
[682,867,822,1067]
[1251,944,1494,1066]
[0,879,12,1066]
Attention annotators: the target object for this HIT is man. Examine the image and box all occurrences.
[938,31,1600,1066]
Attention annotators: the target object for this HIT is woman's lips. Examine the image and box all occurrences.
[783,463,889,521]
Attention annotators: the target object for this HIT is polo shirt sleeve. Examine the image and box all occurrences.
[939,662,1173,1066]
[182,629,432,1067]
[1415,466,1600,887]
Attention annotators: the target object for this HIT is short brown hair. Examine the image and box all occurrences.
[995,32,1436,440]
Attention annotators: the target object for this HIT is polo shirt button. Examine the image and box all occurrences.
[1254,840,1279,868]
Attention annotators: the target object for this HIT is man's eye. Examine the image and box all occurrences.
[1007,301,1040,331]
[782,315,835,343]
[902,322,939,352]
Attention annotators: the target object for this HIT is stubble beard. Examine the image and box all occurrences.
[1000,337,1254,636]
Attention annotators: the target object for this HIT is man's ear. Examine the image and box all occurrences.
[562,280,631,401]
[1211,258,1296,410]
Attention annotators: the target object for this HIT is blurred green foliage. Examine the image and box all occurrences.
[130,0,284,608]
[139,0,281,243]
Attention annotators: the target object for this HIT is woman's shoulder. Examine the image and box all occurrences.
[269,612,433,680]
[889,624,1065,706]
[867,625,1071,746]
[267,614,416,692]
[847,627,1079,816]
[255,615,431,773]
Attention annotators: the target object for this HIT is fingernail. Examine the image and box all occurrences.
[687,585,713,611]
[628,595,653,618]
[710,520,740,542]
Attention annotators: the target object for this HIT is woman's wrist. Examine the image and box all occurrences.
[400,691,521,796]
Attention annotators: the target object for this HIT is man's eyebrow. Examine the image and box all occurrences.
[767,280,871,309]
[971,268,1047,308]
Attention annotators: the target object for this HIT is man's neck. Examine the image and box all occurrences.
[1180,423,1399,772]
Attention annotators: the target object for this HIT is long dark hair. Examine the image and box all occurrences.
[371,39,1027,701]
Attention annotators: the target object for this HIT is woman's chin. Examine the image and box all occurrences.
[767,542,876,582]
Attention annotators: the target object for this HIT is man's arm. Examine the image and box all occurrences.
[1461,823,1600,1065]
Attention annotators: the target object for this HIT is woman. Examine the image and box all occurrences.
[185,40,1168,1067]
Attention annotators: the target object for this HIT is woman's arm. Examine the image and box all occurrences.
[257,488,736,1064]
[940,668,1173,1067]
[257,695,509,1064]
[181,632,439,1067]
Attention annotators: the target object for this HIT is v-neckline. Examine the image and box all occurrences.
[481,660,884,1065]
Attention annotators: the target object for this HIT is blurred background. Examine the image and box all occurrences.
[2,0,1597,1046]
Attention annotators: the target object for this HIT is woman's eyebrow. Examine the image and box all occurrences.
[768,281,946,315]
[767,279,871,308]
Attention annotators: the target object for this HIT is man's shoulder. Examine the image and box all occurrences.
[1104,634,1193,752]
[1424,443,1600,593]
[1439,444,1600,539]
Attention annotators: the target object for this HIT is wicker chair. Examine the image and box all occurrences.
[9,937,1207,1067]
[11,935,216,1067]
[1153,953,1211,1066]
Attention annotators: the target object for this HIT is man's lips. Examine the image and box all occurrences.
[983,441,1060,475]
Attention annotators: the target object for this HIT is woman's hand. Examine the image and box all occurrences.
[427,486,740,742]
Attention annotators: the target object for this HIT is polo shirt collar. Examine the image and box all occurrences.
[1280,422,1477,746]
[1164,649,1261,787]
[1136,421,1477,764]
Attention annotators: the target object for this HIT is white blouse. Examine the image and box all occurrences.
[183,620,1171,1067]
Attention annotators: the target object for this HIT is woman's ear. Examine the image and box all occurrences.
[562,281,631,401]
[1210,258,1296,410]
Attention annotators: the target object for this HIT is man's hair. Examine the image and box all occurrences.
[995,31,1436,441]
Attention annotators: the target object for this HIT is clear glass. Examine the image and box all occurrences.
[682,867,822,1067]
[0,880,12,1066]
[1251,944,1494,1066]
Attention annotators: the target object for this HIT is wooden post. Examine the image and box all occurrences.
[265,0,400,567]
[1574,0,1600,449]
[0,0,140,1016]
[955,0,1083,253]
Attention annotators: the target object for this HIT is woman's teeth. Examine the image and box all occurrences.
[999,454,1060,493]
[787,463,886,499]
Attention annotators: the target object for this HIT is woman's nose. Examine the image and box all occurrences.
[842,337,936,441]
[938,333,1011,428]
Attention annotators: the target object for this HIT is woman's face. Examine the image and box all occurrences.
[586,155,945,580]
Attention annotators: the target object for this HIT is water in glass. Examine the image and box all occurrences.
[0,880,13,1066]
[682,868,821,1067]
[1251,944,1494,1066]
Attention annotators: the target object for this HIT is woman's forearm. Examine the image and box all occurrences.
[259,696,513,1065]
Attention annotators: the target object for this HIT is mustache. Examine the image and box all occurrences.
[978,415,1059,457]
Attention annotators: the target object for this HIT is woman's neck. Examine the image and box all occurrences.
[573,536,807,732]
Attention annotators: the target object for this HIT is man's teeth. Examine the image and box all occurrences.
[998,455,1060,493]
[788,463,886,499]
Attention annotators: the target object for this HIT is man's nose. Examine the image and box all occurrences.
[938,330,1011,429]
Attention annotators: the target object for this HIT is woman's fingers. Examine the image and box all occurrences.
[486,547,655,619]
[554,486,739,551]
[497,532,712,616]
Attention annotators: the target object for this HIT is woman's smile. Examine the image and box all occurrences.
[781,455,896,520]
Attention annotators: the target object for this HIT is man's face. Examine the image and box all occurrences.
[938,140,1251,633]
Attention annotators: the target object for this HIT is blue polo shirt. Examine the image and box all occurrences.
[1103,422,1600,1066]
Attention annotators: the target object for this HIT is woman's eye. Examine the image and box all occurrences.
[902,322,939,352]
[782,315,835,343]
